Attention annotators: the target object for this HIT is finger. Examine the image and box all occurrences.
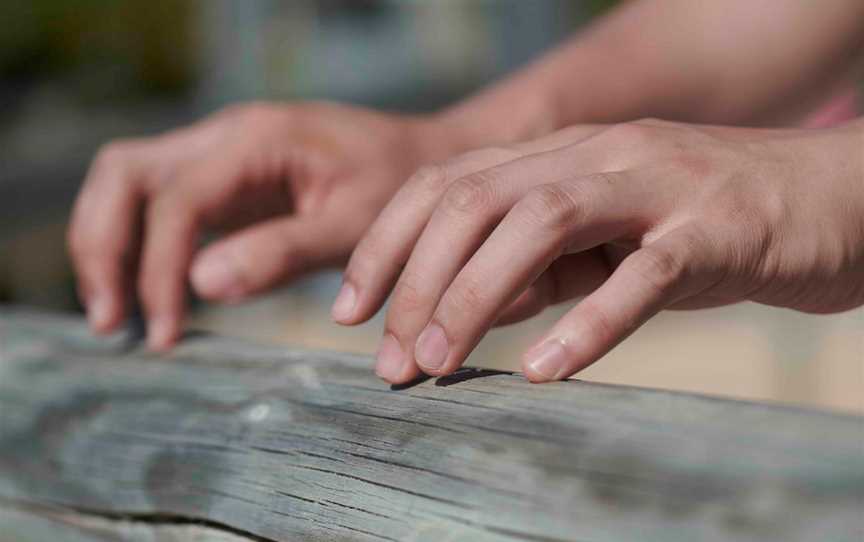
[412,172,658,378]
[494,251,611,326]
[376,145,619,383]
[494,284,550,328]
[67,117,225,336]
[335,124,609,327]
[522,227,717,382]
[372,157,546,382]
[190,212,354,302]
[137,146,250,351]
[334,150,521,328]
[375,147,608,383]
[67,142,147,333]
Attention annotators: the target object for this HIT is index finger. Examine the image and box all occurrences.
[334,124,608,327]
[413,172,656,377]
[67,142,147,333]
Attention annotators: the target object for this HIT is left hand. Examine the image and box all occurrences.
[67,101,457,350]
[333,118,864,384]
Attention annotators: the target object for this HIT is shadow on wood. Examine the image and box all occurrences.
[0,308,862,541]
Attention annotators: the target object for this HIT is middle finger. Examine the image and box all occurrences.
[376,143,612,382]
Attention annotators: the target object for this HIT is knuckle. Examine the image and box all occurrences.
[443,146,520,180]
[94,140,136,169]
[235,101,272,118]
[578,299,617,341]
[603,122,654,146]
[408,164,449,193]
[213,102,258,123]
[630,245,686,293]
[671,150,713,179]
[444,279,487,315]
[583,171,619,188]
[228,102,281,128]
[520,184,581,231]
[348,235,384,275]
[755,188,789,229]
[463,146,521,164]
[632,117,668,127]
[442,173,497,215]
[391,272,431,315]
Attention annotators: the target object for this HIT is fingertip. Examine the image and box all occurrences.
[190,249,245,302]
[331,271,386,325]
[330,281,358,324]
[87,294,119,335]
[146,316,179,352]
[414,322,450,375]
[389,363,423,385]
[374,333,404,382]
[374,334,424,384]
[521,339,570,383]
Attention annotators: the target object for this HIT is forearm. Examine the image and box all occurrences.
[435,0,864,150]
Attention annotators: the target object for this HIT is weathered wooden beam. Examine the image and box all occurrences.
[0,498,254,542]
[0,308,862,541]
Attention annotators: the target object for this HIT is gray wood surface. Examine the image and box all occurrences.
[0,308,862,541]
[0,499,252,542]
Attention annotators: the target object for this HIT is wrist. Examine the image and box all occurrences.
[418,39,626,153]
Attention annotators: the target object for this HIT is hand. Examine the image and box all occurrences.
[335,118,864,384]
[68,101,453,350]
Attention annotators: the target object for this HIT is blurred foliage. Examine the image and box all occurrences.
[0,0,195,102]
[584,0,620,17]
[0,0,622,105]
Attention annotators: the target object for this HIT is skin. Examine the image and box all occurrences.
[69,0,864,354]
[337,118,864,383]
[67,102,461,350]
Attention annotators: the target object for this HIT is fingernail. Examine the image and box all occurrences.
[375,334,404,381]
[525,340,569,381]
[87,295,112,332]
[415,322,449,371]
[331,282,357,323]
[147,317,175,352]
[191,252,243,301]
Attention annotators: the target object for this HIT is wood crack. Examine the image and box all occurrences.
[0,495,277,542]
[3,309,863,542]
[291,464,472,508]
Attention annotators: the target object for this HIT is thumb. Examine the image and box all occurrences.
[190,213,351,302]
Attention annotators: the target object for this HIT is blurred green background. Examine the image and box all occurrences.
[1,0,861,414]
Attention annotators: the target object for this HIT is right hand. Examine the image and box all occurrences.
[67,101,452,350]
[337,119,864,383]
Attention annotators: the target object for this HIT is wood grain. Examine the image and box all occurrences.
[0,308,862,541]
[0,499,254,542]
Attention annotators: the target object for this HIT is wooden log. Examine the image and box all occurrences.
[0,308,862,541]
[0,498,253,542]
